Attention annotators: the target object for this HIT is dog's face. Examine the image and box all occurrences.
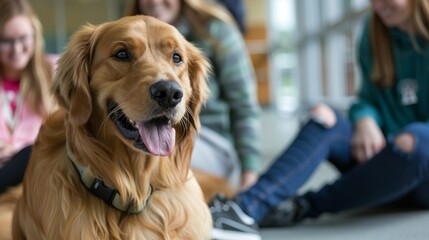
[53,15,209,156]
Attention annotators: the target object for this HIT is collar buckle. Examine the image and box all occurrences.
[89,178,118,207]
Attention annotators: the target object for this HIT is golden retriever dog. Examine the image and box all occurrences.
[12,15,212,240]
[0,186,21,240]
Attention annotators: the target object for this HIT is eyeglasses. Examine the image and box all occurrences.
[0,34,34,52]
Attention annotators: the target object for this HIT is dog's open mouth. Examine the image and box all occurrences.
[108,101,175,156]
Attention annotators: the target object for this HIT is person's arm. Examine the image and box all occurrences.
[211,20,261,188]
[349,19,385,162]
[349,20,382,126]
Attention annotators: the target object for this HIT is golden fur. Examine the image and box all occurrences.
[193,169,237,203]
[0,186,22,240]
[12,15,211,240]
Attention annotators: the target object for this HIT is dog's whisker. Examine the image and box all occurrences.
[98,115,112,137]
[97,107,123,137]
[177,118,188,142]
[185,106,197,127]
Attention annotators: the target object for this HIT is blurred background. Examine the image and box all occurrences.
[27,0,370,116]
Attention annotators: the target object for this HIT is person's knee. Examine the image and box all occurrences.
[394,132,415,154]
[310,103,337,128]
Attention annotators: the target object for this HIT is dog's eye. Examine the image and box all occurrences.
[114,50,131,61]
[172,53,183,65]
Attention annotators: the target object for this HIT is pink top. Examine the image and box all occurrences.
[0,81,44,167]
[2,78,20,114]
[0,54,58,167]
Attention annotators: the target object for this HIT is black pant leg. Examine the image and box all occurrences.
[0,145,32,194]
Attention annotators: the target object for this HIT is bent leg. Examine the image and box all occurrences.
[238,107,353,222]
[303,123,429,218]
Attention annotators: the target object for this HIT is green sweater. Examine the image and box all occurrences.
[176,17,261,172]
[349,17,429,136]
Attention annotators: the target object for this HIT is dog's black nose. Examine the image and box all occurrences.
[150,80,183,108]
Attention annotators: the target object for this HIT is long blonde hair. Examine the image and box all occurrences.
[370,0,429,88]
[126,0,237,41]
[0,0,52,116]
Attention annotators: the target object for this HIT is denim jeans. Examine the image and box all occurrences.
[237,112,429,222]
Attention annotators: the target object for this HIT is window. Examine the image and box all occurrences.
[269,0,369,114]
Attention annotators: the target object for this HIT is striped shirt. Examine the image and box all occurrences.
[177,17,262,172]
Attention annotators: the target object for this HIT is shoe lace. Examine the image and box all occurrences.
[209,194,229,213]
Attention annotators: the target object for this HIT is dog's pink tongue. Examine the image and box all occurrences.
[136,121,175,156]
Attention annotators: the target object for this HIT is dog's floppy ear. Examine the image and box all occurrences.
[186,42,210,130]
[52,24,97,126]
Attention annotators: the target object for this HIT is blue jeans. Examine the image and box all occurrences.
[237,112,429,222]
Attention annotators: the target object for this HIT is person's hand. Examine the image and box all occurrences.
[240,170,258,191]
[0,144,14,162]
[351,117,385,163]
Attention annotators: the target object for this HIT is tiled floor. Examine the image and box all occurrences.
[258,107,429,240]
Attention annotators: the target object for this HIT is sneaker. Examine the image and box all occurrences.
[209,194,261,240]
[260,197,309,228]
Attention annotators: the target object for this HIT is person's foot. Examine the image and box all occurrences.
[209,194,261,240]
[260,197,309,228]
